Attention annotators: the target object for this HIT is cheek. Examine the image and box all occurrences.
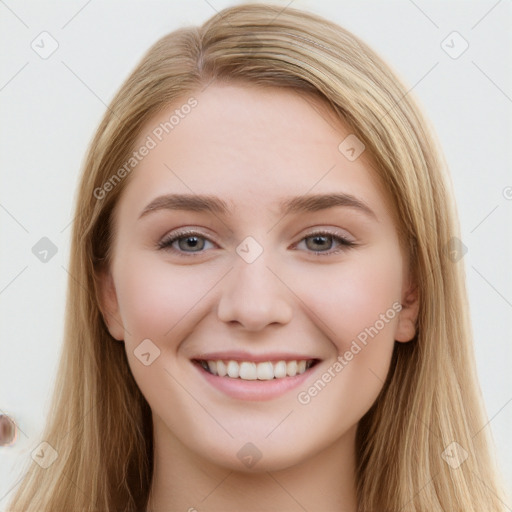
[295,246,403,394]
[292,253,402,431]
[301,248,402,342]
[113,254,220,422]
[114,253,214,343]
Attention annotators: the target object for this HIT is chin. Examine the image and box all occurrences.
[191,435,319,474]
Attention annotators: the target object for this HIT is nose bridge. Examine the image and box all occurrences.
[216,243,293,330]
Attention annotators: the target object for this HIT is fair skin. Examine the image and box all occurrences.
[99,83,419,512]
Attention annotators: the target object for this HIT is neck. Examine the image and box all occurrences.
[146,415,358,512]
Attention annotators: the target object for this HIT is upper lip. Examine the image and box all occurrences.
[192,350,320,363]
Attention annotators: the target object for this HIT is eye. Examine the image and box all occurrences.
[157,230,216,256]
[157,228,356,257]
[294,230,356,256]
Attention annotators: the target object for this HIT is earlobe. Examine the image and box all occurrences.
[96,268,125,341]
[395,283,419,343]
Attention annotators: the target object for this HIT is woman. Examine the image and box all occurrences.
[7,3,506,511]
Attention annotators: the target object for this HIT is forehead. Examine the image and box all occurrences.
[116,83,392,224]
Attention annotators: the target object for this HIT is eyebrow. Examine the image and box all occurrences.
[138,192,378,221]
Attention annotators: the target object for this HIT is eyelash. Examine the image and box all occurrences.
[157,229,357,258]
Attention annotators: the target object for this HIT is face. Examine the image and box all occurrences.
[99,83,418,472]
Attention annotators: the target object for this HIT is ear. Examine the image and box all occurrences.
[395,275,419,343]
[96,267,125,341]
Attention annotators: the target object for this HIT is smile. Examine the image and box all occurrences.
[191,356,321,401]
[195,359,318,380]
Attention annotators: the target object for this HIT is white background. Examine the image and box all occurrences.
[1,0,511,508]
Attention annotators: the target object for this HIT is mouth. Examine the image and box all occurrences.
[192,358,320,380]
[191,356,321,401]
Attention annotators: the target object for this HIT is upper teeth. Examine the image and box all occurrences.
[199,360,314,380]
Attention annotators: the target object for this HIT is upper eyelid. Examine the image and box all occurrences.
[160,228,220,245]
[160,226,353,242]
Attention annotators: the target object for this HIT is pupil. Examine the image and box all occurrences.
[309,235,330,250]
[179,236,202,251]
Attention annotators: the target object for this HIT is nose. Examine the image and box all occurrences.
[216,251,293,331]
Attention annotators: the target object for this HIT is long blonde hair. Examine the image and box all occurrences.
[7,3,506,511]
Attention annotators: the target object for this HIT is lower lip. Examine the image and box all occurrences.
[193,362,318,401]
